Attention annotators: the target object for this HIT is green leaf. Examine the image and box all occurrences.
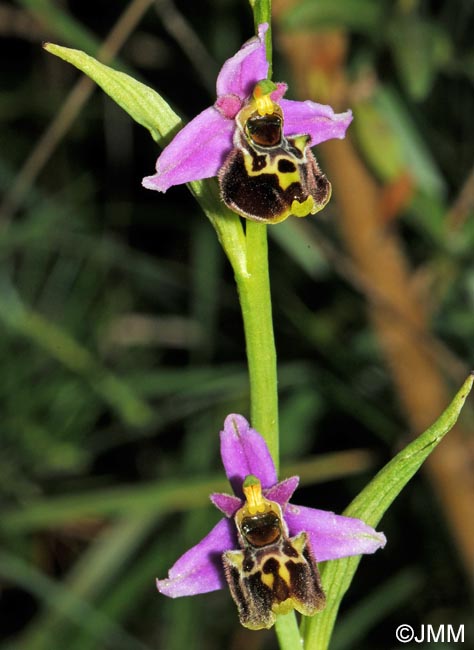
[303,372,474,649]
[43,43,180,145]
[43,43,248,276]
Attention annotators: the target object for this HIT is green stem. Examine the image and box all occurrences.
[234,221,279,467]
[251,0,273,77]
[231,213,302,650]
[275,612,304,649]
[238,11,300,649]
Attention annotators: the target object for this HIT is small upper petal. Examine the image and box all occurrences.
[285,503,386,562]
[270,82,288,104]
[142,106,234,192]
[281,99,353,146]
[216,23,269,100]
[210,492,242,517]
[220,414,277,496]
[265,476,299,506]
[156,518,235,597]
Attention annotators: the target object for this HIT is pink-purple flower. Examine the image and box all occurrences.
[142,24,353,195]
[156,414,386,599]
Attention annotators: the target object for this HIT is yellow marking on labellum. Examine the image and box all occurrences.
[277,561,291,585]
[272,599,295,615]
[242,152,300,190]
[291,195,315,217]
[261,572,274,589]
[292,134,309,150]
[242,475,266,514]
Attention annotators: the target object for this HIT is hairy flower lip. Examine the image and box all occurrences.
[156,414,386,599]
[142,23,352,194]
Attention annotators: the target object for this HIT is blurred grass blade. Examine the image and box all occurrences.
[353,101,405,183]
[2,450,376,532]
[269,220,327,279]
[281,0,382,34]
[18,515,155,650]
[190,221,222,362]
[375,87,446,197]
[388,17,450,101]
[68,536,169,650]
[303,372,474,649]
[20,0,100,54]
[0,550,151,650]
[0,276,152,427]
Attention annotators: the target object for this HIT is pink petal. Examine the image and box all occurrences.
[265,476,299,505]
[142,106,234,192]
[281,99,353,145]
[271,82,288,103]
[285,503,386,562]
[156,518,235,597]
[220,414,278,496]
[210,492,242,517]
[216,23,269,100]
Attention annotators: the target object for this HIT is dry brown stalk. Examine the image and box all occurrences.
[273,14,474,577]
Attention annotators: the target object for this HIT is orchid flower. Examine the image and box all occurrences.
[142,24,352,217]
[157,414,386,609]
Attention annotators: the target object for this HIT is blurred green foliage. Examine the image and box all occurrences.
[1,1,474,649]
